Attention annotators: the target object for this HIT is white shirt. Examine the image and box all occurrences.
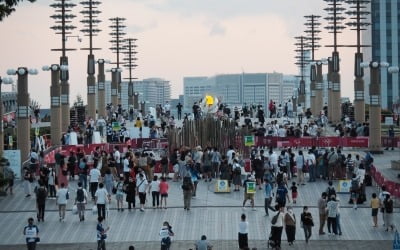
[278,128,286,137]
[95,188,109,205]
[150,180,160,192]
[227,149,235,163]
[89,168,101,183]
[269,152,278,165]
[271,211,284,227]
[137,178,148,193]
[56,188,68,205]
[114,150,121,163]
[238,221,248,234]
[306,153,316,165]
[123,158,130,173]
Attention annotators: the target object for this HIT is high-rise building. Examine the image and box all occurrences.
[183,72,298,111]
[364,0,400,109]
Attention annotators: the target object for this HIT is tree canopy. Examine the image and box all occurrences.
[0,0,36,21]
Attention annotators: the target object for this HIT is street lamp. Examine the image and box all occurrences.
[6,67,38,163]
[133,92,139,110]
[42,64,68,146]
[106,67,122,108]
[360,61,399,153]
[96,59,110,118]
[0,76,13,156]
[123,38,139,107]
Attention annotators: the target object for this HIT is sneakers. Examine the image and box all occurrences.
[140,208,144,212]
[252,208,257,211]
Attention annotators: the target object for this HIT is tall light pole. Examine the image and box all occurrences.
[50,0,77,132]
[324,0,346,124]
[345,0,370,123]
[107,68,122,108]
[6,68,38,163]
[294,36,309,109]
[96,59,109,118]
[123,38,138,107]
[80,0,102,120]
[109,17,126,106]
[0,77,13,156]
[304,15,322,115]
[42,64,68,146]
[361,62,398,153]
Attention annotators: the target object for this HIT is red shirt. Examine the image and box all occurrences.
[159,181,169,195]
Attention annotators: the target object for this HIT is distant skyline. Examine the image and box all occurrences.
[0,0,373,108]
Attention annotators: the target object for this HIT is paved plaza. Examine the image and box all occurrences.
[0,150,398,250]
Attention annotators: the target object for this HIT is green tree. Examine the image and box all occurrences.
[0,0,36,21]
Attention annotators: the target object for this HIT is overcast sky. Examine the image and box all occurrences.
[0,0,362,108]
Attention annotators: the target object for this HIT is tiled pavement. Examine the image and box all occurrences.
[0,150,399,249]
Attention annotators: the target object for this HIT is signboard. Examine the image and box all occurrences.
[3,150,21,179]
[244,136,255,147]
[215,180,230,193]
[385,117,394,125]
[246,181,256,194]
[112,122,121,131]
[338,180,351,193]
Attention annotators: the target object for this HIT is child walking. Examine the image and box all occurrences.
[159,177,169,209]
[290,182,298,204]
[370,193,379,227]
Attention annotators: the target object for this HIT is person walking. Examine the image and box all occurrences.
[4,163,15,195]
[35,181,47,222]
[115,176,125,211]
[136,173,148,212]
[284,206,296,245]
[378,186,390,227]
[242,175,256,210]
[264,178,275,216]
[150,175,160,209]
[370,193,380,227]
[47,167,56,198]
[96,216,109,250]
[301,206,314,243]
[95,183,110,219]
[23,217,39,250]
[182,174,194,210]
[56,183,68,222]
[326,195,338,235]
[270,205,285,249]
[238,214,249,250]
[295,151,305,185]
[75,182,88,221]
[160,177,169,209]
[160,221,174,250]
[89,166,101,200]
[317,192,327,235]
[23,167,33,197]
[383,194,395,231]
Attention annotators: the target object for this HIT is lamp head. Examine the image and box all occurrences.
[28,69,38,75]
[7,69,16,75]
[360,62,370,68]
[42,66,50,71]
[60,65,68,71]
[380,62,389,68]
[388,66,399,74]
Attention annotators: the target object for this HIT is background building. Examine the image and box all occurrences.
[363,0,400,109]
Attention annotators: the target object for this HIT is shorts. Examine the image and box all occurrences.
[244,193,254,200]
[292,192,298,199]
[161,193,168,198]
[372,208,378,216]
[139,192,146,204]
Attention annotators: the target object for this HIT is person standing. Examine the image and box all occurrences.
[4,163,15,195]
[23,217,39,250]
[264,178,275,216]
[284,206,296,245]
[306,150,316,182]
[23,167,33,197]
[378,186,390,227]
[125,177,136,211]
[96,216,109,250]
[56,183,68,222]
[176,102,183,120]
[115,176,125,211]
[95,183,110,219]
[275,182,290,208]
[47,167,56,198]
[136,173,148,212]
[295,151,305,185]
[149,175,160,209]
[301,206,314,243]
[317,192,327,235]
[160,221,174,250]
[370,193,380,227]
[75,182,88,222]
[383,194,394,231]
[238,214,249,250]
[89,166,101,200]
[182,174,194,210]
[160,177,169,209]
[195,235,213,250]
[326,195,338,235]
[35,181,47,222]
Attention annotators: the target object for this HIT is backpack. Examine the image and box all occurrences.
[234,166,241,174]
[327,186,336,198]
[271,212,280,225]
[385,200,393,213]
[76,189,84,202]
[37,187,47,201]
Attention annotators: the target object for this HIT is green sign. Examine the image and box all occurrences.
[244,135,255,146]
[246,181,256,194]
[112,122,121,131]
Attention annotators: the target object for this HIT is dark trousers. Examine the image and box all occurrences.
[264,197,275,215]
[327,217,337,234]
[90,182,98,199]
[49,185,56,197]
[27,242,37,250]
[303,225,312,241]
[271,226,283,247]
[97,204,106,219]
[97,239,106,250]
[152,191,160,207]
[37,203,45,220]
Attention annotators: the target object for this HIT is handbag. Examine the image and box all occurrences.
[92,205,98,215]
[35,237,40,243]
[72,205,78,215]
